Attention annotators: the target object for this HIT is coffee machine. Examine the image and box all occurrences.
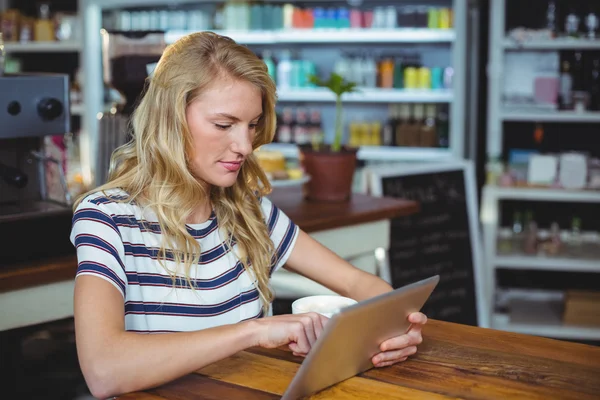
[0,73,73,267]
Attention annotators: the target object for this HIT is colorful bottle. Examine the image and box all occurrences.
[262,50,276,84]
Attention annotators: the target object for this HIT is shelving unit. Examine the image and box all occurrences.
[492,313,600,341]
[261,142,454,161]
[165,28,456,45]
[501,110,600,123]
[503,38,600,50]
[481,183,600,339]
[81,0,469,186]
[484,0,600,340]
[276,88,453,103]
[3,40,81,53]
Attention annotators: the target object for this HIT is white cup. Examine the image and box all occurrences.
[292,295,358,318]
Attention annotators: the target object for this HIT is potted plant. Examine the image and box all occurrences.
[300,72,358,202]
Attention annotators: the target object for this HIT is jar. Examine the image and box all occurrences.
[1,9,20,42]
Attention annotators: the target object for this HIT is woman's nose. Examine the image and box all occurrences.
[231,127,253,156]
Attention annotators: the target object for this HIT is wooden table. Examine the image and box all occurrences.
[269,187,418,233]
[120,319,600,400]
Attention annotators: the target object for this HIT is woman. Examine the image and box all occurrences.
[71,32,427,399]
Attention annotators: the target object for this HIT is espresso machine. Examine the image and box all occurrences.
[0,73,73,267]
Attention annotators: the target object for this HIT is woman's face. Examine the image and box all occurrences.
[186,74,263,188]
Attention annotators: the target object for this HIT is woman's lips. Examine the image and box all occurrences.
[220,161,242,172]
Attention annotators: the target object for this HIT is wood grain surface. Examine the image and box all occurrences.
[122,320,600,400]
[268,186,419,233]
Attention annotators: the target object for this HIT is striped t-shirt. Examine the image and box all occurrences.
[70,189,299,333]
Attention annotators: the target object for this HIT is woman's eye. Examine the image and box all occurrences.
[215,124,231,130]
[249,123,258,130]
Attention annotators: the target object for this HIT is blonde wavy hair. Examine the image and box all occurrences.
[75,32,278,311]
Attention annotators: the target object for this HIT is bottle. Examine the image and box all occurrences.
[277,50,293,90]
[308,109,322,144]
[565,8,580,38]
[547,222,562,255]
[34,3,55,41]
[363,55,377,88]
[393,56,403,89]
[379,58,394,89]
[348,121,360,147]
[262,50,276,85]
[277,107,294,143]
[523,219,538,255]
[420,104,437,147]
[586,10,599,39]
[370,121,382,146]
[293,108,309,145]
[512,211,523,236]
[559,61,573,110]
[572,52,585,92]
[589,58,600,111]
[395,104,411,146]
[437,106,449,147]
[570,217,583,251]
[333,56,350,81]
[410,104,425,147]
[282,3,294,29]
[546,1,557,37]
[382,104,396,146]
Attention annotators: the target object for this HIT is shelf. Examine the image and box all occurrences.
[3,41,81,53]
[260,143,454,161]
[165,28,455,45]
[277,88,453,103]
[483,185,600,203]
[493,313,600,341]
[504,37,600,50]
[501,109,600,123]
[494,254,600,273]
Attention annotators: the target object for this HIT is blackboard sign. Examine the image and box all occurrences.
[370,161,485,327]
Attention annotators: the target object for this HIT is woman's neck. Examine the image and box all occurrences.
[187,200,213,225]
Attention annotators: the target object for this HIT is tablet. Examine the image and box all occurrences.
[281,275,440,400]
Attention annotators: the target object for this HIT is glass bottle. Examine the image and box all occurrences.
[570,217,583,252]
[548,221,562,255]
[565,8,580,38]
[586,10,599,39]
[523,219,538,255]
[546,1,557,37]
[572,52,585,92]
[34,3,55,42]
[512,211,523,236]
[560,61,573,110]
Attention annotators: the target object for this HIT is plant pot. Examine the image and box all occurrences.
[299,145,358,202]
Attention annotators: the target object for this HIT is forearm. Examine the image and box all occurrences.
[346,268,393,301]
[84,320,258,398]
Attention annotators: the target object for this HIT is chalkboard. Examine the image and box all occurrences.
[370,161,485,327]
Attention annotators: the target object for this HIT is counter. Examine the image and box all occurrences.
[118,319,600,399]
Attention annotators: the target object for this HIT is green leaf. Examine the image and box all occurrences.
[305,72,359,153]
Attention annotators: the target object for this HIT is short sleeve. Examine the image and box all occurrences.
[70,198,127,297]
[260,197,299,275]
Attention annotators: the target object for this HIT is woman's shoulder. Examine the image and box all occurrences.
[75,188,136,215]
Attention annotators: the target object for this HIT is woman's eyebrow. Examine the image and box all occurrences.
[213,112,263,122]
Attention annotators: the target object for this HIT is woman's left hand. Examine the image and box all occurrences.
[371,312,427,368]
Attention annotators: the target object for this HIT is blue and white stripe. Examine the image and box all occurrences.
[70,189,298,333]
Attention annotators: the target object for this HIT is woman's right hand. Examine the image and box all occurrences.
[250,313,330,356]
